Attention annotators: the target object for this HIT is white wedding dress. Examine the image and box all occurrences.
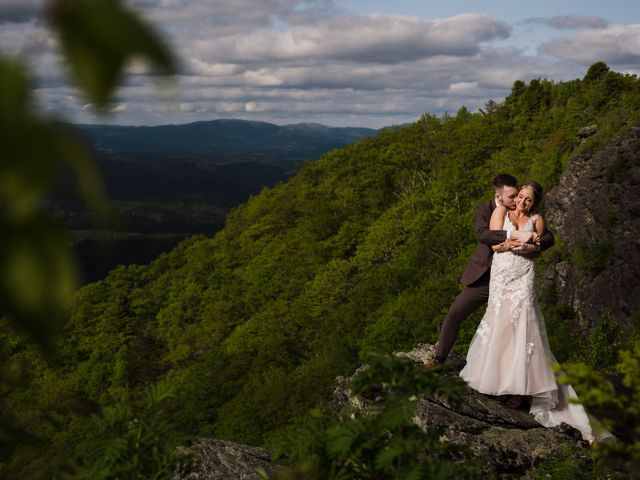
[459,213,602,442]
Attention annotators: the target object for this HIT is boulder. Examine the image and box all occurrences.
[333,343,590,476]
[545,124,640,328]
[173,438,280,480]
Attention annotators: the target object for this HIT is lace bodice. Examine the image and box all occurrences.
[487,212,538,327]
[503,212,539,236]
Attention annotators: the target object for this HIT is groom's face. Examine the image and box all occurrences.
[496,186,518,210]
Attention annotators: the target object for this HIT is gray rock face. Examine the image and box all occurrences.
[173,439,280,480]
[333,344,589,476]
[544,125,640,328]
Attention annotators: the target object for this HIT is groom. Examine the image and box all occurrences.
[429,173,554,366]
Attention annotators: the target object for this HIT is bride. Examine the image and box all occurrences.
[459,181,606,443]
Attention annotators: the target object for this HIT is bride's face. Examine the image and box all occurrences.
[515,187,534,213]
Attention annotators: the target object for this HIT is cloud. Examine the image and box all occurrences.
[448,81,479,95]
[525,15,608,30]
[2,0,613,128]
[179,45,553,93]
[0,0,44,24]
[186,13,510,64]
[109,103,128,113]
[37,42,568,127]
[121,45,561,124]
[136,0,326,33]
[0,19,50,56]
[542,24,640,65]
[244,101,261,112]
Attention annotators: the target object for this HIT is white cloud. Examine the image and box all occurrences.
[188,59,243,76]
[0,18,50,56]
[186,13,510,64]
[2,1,628,127]
[448,81,479,95]
[542,24,640,65]
[109,103,128,112]
[244,101,261,112]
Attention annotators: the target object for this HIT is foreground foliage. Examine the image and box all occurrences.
[264,354,474,480]
[560,339,640,477]
[73,377,193,479]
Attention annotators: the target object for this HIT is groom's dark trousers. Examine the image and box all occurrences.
[434,199,554,362]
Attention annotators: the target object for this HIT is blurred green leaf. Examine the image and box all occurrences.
[1,1,177,474]
[0,58,111,223]
[0,217,77,350]
[0,56,112,349]
[0,58,30,124]
[0,60,51,221]
[50,0,175,107]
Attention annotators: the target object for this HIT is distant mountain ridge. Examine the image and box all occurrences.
[75,119,379,165]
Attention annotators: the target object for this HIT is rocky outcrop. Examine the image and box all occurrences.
[175,345,597,479]
[544,124,640,328]
[177,344,590,478]
[333,344,590,476]
[173,439,280,480]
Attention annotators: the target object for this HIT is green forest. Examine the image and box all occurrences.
[2,61,640,478]
[49,157,289,284]
[47,120,373,286]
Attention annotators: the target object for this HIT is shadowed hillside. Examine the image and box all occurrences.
[50,120,378,284]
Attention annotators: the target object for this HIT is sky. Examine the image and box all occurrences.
[1,0,640,128]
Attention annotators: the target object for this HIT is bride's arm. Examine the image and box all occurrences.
[489,205,507,230]
[477,203,509,246]
[490,206,510,252]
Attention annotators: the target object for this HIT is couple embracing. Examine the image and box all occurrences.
[431,174,610,443]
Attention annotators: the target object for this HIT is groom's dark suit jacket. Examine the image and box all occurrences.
[460,200,555,286]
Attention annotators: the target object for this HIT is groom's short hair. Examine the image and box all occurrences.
[492,173,518,190]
